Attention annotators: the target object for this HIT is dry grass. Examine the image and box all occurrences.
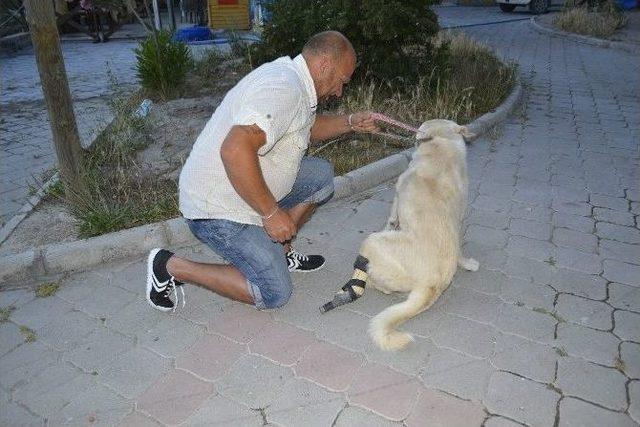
[35,282,60,298]
[554,3,627,38]
[19,326,37,343]
[316,33,517,174]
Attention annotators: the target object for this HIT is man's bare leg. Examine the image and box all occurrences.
[166,257,254,304]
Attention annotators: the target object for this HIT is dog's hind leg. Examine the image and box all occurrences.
[360,231,413,294]
[458,257,479,271]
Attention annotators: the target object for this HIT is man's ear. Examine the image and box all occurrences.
[458,126,476,140]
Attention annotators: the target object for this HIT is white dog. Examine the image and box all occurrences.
[360,119,479,351]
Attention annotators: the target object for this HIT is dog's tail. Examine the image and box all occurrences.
[369,287,437,351]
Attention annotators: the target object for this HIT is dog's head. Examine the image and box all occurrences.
[415,119,475,143]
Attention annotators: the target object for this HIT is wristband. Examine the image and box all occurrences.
[261,206,279,220]
[348,113,355,130]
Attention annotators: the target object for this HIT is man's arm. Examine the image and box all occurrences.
[220,124,296,242]
[310,112,380,143]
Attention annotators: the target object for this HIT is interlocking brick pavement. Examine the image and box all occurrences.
[1,5,639,426]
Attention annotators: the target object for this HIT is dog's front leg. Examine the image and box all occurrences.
[458,257,479,271]
[386,194,400,230]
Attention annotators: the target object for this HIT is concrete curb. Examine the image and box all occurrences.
[0,79,523,287]
[530,16,640,55]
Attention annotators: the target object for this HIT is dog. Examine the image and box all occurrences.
[360,119,479,351]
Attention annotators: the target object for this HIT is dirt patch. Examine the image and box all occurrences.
[0,95,220,255]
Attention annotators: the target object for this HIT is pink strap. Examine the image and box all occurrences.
[370,113,420,134]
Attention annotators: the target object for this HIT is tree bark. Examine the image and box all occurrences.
[23,0,87,205]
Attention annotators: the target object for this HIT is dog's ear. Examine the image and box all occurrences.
[458,126,476,141]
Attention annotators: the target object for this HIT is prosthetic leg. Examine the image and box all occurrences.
[319,255,369,313]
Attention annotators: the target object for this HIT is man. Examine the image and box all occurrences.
[146,31,378,311]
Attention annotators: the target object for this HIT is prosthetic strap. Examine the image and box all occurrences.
[319,255,369,313]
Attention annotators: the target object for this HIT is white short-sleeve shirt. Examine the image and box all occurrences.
[178,54,317,225]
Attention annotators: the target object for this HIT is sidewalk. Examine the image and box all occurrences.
[1,7,639,426]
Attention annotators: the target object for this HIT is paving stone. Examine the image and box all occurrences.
[74,284,136,319]
[405,388,486,427]
[295,340,365,392]
[555,323,620,367]
[593,207,635,226]
[207,303,275,344]
[590,194,630,212]
[555,294,612,330]
[430,314,499,358]
[613,310,640,341]
[465,225,509,249]
[97,347,171,399]
[556,247,602,274]
[314,307,373,354]
[334,406,400,427]
[138,315,206,358]
[105,298,166,338]
[484,371,559,427]
[37,309,101,352]
[491,333,557,383]
[502,255,556,285]
[558,358,628,412]
[0,288,35,310]
[118,411,163,427]
[420,346,494,402]
[548,268,607,300]
[176,333,246,381]
[248,321,316,366]
[558,397,637,427]
[472,195,512,214]
[630,380,640,424]
[552,200,592,217]
[552,212,595,234]
[454,268,507,295]
[9,296,73,331]
[508,218,552,240]
[183,394,263,426]
[440,287,502,325]
[499,278,555,311]
[48,383,132,426]
[597,222,640,244]
[599,239,640,266]
[483,416,523,427]
[267,378,345,426]
[495,303,556,344]
[603,260,640,287]
[620,341,640,379]
[466,208,510,230]
[0,400,44,427]
[0,341,60,389]
[506,235,556,262]
[365,336,439,377]
[553,228,598,253]
[348,362,420,421]
[64,326,134,373]
[56,270,111,304]
[510,202,553,223]
[462,242,507,271]
[137,369,214,425]
[217,354,293,409]
[0,322,25,356]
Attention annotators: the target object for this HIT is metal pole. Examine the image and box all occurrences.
[167,0,176,30]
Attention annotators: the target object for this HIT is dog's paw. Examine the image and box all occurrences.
[461,257,480,272]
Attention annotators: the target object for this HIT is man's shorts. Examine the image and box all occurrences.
[186,156,334,309]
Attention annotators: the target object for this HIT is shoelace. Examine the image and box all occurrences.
[164,278,186,312]
[288,250,309,262]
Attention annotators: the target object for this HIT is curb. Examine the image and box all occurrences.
[0,79,523,287]
[530,16,640,55]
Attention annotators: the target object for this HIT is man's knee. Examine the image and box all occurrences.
[311,157,335,205]
[261,279,293,309]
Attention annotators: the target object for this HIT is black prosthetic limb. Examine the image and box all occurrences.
[319,255,369,313]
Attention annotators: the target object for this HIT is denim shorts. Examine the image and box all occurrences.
[186,156,334,309]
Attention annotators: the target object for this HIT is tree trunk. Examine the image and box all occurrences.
[23,0,87,205]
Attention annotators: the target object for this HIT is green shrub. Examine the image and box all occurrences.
[135,30,193,99]
[252,0,443,84]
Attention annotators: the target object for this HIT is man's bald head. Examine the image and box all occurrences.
[302,31,356,62]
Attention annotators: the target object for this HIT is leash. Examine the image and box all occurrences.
[370,113,421,145]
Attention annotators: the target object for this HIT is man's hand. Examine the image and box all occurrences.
[262,208,297,242]
[350,111,380,133]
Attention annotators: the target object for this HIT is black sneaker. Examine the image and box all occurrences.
[146,248,184,312]
[286,248,325,272]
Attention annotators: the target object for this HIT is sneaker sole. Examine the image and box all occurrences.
[146,248,173,312]
[289,262,326,273]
